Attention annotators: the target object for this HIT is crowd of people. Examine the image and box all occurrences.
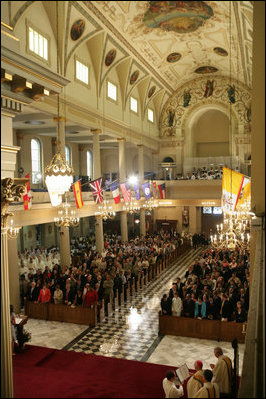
[18,231,186,316]
[163,346,232,398]
[161,245,249,323]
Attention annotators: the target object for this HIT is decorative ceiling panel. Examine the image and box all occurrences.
[83,1,253,91]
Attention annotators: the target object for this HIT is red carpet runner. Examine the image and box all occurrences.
[13,345,187,398]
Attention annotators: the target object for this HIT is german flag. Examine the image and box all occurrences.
[73,181,83,209]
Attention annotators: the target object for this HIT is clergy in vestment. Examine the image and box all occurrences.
[210,347,232,396]
[187,360,204,397]
[195,369,220,398]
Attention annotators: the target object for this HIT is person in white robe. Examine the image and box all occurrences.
[172,292,182,316]
[162,370,183,398]
[187,360,204,398]
[195,369,219,398]
[210,347,232,396]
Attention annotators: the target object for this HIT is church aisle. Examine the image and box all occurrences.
[66,247,202,361]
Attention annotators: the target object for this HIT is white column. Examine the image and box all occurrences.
[1,226,14,398]
[59,226,71,270]
[118,138,128,242]
[189,206,197,234]
[92,129,104,253]
[138,145,146,236]
[152,151,159,179]
[8,237,20,313]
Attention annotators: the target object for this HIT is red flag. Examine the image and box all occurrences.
[23,173,32,210]
[120,183,131,204]
[73,181,83,208]
[158,183,166,199]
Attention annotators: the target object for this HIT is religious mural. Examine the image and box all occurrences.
[227,85,236,103]
[142,1,214,34]
[167,52,181,63]
[105,49,117,66]
[195,66,218,74]
[130,70,140,85]
[213,47,228,56]
[70,19,85,41]
[183,89,191,107]
[203,80,215,98]
[148,86,156,98]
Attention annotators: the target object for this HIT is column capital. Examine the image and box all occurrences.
[137,144,144,148]
[117,137,126,142]
[51,137,57,145]
[53,116,67,122]
[78,144,85,152]
[91,128,102,134]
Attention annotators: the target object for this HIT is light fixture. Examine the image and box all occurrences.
[143,198,158,212]
[128,175,138,185]
[45,152,74,206]
[54,199,79,228]
[96,200,116,221]
[123,196,140,214]
[44,2,74,207]
[7,219,21,239]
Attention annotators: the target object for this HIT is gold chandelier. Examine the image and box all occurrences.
[7,219,21,239]
[123,198,140,214]
[143,198,158,212]
[54,199,79,228]
[96,200,116,221]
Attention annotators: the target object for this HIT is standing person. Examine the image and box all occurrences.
[37,283,51,303]
[53,285,63,304]
[83,284,98,308]
[162,370,183,398]
[187,360,204,398]
[161,294,172,316]
[10,305,16,355]
[103,274,114,316]
[172,292,182,317]
[195,369,220,398]
[210,347,232,398]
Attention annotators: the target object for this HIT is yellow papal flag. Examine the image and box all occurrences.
[221,167,244,213]
[236,176,251,208]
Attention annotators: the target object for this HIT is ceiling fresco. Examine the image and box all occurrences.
[84,1,253,90]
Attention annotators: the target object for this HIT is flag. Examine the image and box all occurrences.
[23,173,32,210]
[236,176,251,209]
[152,181,158,198]
[221,167,244,213]
[110,182,120,204]
[142,181,151,200]
[133,183,141,200]
[158,183,166,199]
[73,181,83,209]
[90,178,103,204]
[120,182,131,204]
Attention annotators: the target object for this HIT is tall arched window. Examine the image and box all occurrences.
[87,151,92,179]
[65,145,71,164]
[31,138,41,183]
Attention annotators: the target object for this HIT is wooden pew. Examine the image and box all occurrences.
[159,314,246,344]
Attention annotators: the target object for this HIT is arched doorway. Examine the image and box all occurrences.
[160,156,176,180]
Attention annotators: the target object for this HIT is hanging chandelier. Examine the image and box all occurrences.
[123,198,140,214]
[45,152,74,207]
[143,198,158,212]
[96,200,116,221]
[7,219,21,240]
[54,199,79,228]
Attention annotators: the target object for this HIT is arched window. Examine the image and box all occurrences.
[65,145,71,164]
[163,157,174,163]
[87,151,92,179]
[31,138,41,183]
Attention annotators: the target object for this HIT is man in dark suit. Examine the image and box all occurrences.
[25,281,39,302]
[175,277,184,299]
[63,280,76,305]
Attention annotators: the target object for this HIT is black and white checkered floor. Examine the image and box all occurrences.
[65,247,202,361]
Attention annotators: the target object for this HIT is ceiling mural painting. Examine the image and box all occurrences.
[142,1,214,34]
[130,70,140,84]
[166,52,182,63]
[148,85,156,98]
[195,66,218,74]
[70,19,86,41]
[105,49,117,66]
[213,47,228,56]
[86,1,252,90]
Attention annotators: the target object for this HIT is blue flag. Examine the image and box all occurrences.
[133,183,140,200]
[142,181,151,200]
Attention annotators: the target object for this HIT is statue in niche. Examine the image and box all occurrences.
[183,89,191,107]
[203,79,214,98]
[245,105,251,122]
[182,208,189,226]
[227,84,236,104]
[168,109,176,126]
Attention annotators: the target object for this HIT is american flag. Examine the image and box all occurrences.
[120,183,131,204]
[90,178,103,203]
